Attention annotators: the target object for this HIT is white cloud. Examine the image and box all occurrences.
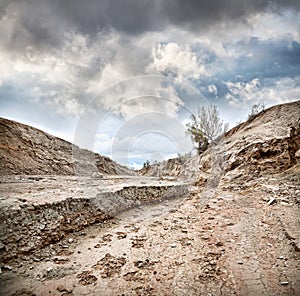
[225,76,300,108]
[225,78,261,106]
[208,84,218,95]
[249,10,300,43]
[1,2,299,169]
[147,42,207,82]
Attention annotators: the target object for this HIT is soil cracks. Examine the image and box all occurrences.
[1,179,299,296]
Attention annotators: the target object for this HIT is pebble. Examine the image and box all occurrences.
[170,243,177,248]
[68,238,74,243]
[280,281,289,285]
[268,198,276,205]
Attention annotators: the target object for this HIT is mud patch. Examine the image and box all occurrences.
[92,253,126,278]
[76,270,97,285]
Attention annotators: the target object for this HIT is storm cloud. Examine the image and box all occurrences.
[1,0,300,50]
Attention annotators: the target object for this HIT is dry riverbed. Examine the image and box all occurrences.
[0,172,299,296]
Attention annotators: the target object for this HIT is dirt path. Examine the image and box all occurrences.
[1,179,299,296]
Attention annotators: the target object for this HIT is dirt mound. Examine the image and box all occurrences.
[139,158,182,177]
[139,101,300,185]
[0,117,134,176]
[179,101,300,182]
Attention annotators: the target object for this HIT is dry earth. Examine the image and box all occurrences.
[0,170,299,296]
[0,101,299,295]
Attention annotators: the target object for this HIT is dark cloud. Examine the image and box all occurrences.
[162,0,300,29]
[1,0,300,51]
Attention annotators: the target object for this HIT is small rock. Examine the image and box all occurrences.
[57,285,65,292]
[280,281,289,286]
[3,265,12,271]
[170,243,177,248]
[268,198,276,205]
[57,285,72,292]
[116,232,127,239]
[68,238,74,243]
[33,257,40,262]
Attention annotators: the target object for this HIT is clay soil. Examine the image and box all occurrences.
[0,169,299,296]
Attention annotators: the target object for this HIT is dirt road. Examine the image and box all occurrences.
[1,171,299,296]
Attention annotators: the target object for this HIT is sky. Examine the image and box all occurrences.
[0,0,299,169]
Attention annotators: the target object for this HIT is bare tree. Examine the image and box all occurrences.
[186,105,224,154]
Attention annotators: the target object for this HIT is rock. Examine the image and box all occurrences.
[295,149,300,164]
[134,259,149,268]
[170,243,177,248]
[92,172,104,178]
[268,198,276,205]
[57,285,72,292]
[3,265,13,271]
[280,281,289,285]
[116,232,127,239]
[68,238,74,243]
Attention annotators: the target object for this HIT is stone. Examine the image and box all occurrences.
[280,281,289,285]
[268,198,276,205]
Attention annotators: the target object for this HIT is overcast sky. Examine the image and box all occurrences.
[0,0,299,168]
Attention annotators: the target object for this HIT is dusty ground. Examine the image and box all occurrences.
[0,169,299,296]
